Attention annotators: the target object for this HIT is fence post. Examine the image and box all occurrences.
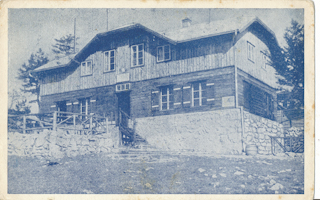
[53,111,57,131]
[89,115,93,133]
[23,115,26,134]
[73,114,76,128]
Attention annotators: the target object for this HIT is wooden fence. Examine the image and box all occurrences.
[9,111,111,134]
[270,136,304,155]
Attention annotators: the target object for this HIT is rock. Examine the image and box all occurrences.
[262,160,272,165]
[213,182,220,188]
[234,171,244,175]
[34,134,47,147]
[145,183,152,189]
[212,174,217,178]
[240,184,245,188]
[83,189,94,194]
[270,183,284,190]
[219,173,227,177]
[198,168,206,173]
[270,179,277,185]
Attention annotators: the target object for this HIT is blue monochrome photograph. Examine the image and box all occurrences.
[7,8,304,194]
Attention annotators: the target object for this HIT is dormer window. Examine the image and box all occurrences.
[157,45,171,62]
[131,44,144,67]
[104,50,115,72]
[81,60,92,76]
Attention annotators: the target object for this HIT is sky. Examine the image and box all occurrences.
[8,8,304,112]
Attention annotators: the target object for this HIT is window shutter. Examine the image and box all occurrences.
[206,81,215,105]
[183,84,191,107]
[151,89,160,111]
[173,86,182,109]
[201,82,207,106]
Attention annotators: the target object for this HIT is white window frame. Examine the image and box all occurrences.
[104,50,115,72]
[80,98,90,116]
[192,82,203,107]
[157,44,171,62]
[81,60,93,76]
[131,43,144,67]
[160,87,171,111]
[247,42,255,62]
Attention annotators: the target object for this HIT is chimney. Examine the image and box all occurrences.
[181,17,192,28]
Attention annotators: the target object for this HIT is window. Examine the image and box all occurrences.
[247,42,255,62]
[104,50,115,72]
[116,83,131,92]
[192,82,206,107]
[261,52,268,69]
[79,98,90,116]
[81,60,93,76]
[157,45,171,62]
[160,87,173,110]
[131,44,144,67]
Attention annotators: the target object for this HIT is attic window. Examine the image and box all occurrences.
[157,45,171,62]
[247,42,255,62]
[81,60,93,76]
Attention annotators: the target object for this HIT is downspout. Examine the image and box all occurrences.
[240,106,245,153]
[233,30,245,153]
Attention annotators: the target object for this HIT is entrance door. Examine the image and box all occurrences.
[57,101,67,112]
[56,101,67,122]
[117,92,131,127]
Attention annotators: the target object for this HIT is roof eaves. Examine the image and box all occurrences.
[176,30,236,43]
[96,23,177,45]
[32,63,69,73]
[240,17,280,47]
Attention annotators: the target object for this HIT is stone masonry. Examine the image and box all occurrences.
[243,111,284,155]
[8,125,119,159]
[135,109,243,154]
[135,108,284,155]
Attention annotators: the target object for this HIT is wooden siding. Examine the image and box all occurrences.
[237,69,277,120]
[234,31,278,88]
[40,34,235,96]
[130,66,235,118]
[40,66,236,120]
[40,84,117,120]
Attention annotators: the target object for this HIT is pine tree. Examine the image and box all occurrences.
[270,20,304,120]
[51,34,79,58]
[17,48,49,110]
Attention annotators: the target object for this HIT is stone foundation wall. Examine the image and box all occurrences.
[8,125,119,159]
[135,109,242,154]
[243,111,284,155]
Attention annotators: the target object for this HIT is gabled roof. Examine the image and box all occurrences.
[32,17,279,73]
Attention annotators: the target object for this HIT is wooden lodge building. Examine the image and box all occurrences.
[32,17,282,150]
